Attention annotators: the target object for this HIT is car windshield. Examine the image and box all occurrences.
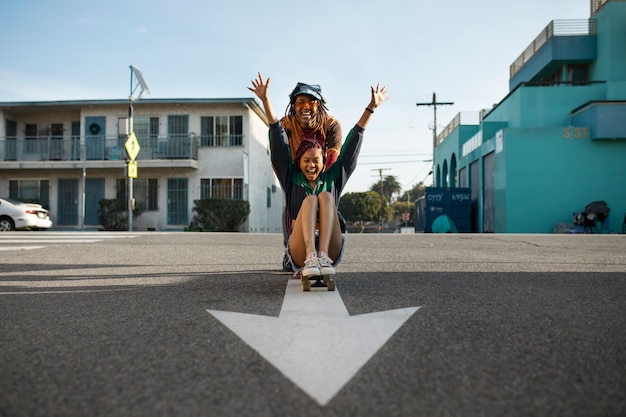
[1,197,25,205]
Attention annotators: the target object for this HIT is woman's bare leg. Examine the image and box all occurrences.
[288,195,318,268]
[317,192,343,262]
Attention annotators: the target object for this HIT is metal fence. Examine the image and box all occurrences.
[0,135,200,162]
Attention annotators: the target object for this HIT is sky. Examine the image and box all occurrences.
[0,0,591,194]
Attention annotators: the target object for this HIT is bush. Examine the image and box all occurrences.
[190,199,250,232]
[98,199,142,231]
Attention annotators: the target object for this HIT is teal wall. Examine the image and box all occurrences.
[498,127,626,233]
[592,3,626,95]
[437,1,626,233]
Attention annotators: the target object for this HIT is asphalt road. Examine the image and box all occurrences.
[1,232,625,417]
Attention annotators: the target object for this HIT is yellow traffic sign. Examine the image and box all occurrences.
[127,161,138,178]
[125,132,141,161]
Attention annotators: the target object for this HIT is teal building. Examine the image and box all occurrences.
[434,0,626,233]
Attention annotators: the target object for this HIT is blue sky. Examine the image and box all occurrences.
[0,0,590,194]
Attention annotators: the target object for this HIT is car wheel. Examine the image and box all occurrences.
[0,217,15,232]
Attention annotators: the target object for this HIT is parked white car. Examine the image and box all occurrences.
[0,197,53,231]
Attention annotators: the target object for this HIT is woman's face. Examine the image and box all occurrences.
[299,147,324,182]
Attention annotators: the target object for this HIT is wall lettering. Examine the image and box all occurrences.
[563,127,590,139]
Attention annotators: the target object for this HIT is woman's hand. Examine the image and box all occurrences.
[368,83,388,110]
[248,72,278,124]
[248,72,270,101]
[357,83,388,129]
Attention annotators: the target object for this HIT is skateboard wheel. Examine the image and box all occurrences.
[302,277,311,291]
[325,276,335,291]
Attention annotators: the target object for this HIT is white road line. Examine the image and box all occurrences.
[0,232,139,251]
[0,246,46,251]
[0,239,102,244]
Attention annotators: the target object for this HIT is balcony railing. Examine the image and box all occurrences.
[510,19,597,78]
[0,135,200,162]
[436,112,480,147]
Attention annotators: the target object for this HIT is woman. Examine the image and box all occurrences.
[248,73,388,284]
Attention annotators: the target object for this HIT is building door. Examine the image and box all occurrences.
[470,161,480,232]
[483,152,495,233]
[85,116,106,160]
[71,121,81,160]
[85,178,105,225]
[57,179,79,225]
[5,120,17,160]
[167,178,188,225]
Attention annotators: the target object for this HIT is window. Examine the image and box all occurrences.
[546,69,562,85]
[568,64,588,85]
[200,178,243,200]
[50,123,64,160]
[230,116,242,146]
[168,115,188,139]
[116,178,158,211]
[199,115,242,147]
[130,116,160,149]
[9,179,50,208]
[200,116,214,146]
[216,116,228,146]
[24,123,39,154]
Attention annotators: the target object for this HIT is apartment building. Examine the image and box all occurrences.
[0,98,284,232]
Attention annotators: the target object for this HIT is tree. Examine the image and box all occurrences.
[370,175,402,204]
[399,182,427,203]
[339,191,393,232]
[391,200,414,223]
[339,191,381,223]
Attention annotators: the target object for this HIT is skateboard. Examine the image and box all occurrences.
[301,274,335,292]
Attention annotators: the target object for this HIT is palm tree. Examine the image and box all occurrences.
[370,175,402,204]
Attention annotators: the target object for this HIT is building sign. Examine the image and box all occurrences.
[563,127,590,139]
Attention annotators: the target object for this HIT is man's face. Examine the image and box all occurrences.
[294,94,319,128]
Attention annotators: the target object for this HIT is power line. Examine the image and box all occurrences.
[359,159,431,165]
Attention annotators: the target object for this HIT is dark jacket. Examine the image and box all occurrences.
[269,122,364,221]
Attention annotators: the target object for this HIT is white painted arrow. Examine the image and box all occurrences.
[207,280,420,406]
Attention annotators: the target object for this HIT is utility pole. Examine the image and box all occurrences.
[371,168,391,232]
[416,92,453,186]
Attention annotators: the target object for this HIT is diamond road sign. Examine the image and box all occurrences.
[125,132,140,161]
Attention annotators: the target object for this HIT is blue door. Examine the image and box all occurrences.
[167,178,188,225]
[85,116,106,160]
[85,178,105,225]
[57,179,79,225]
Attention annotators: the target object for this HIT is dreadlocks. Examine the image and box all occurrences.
[280,103,333,161]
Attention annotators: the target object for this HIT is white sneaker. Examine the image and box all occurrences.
[302,256,321,277]
[318,255,336,275]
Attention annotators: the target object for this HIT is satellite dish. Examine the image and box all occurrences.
[129,65,150,98]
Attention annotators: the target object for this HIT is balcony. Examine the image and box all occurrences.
[0,134,200,169]
[571,101,626,140]
[509,19,597,89]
